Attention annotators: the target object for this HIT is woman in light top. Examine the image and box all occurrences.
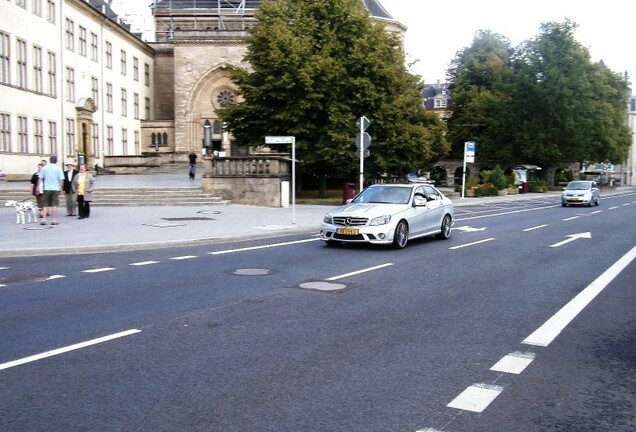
[72,164,95,219]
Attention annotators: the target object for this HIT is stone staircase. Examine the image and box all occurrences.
[0,186,230,207]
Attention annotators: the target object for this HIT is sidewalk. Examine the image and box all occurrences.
[0,175,630,257]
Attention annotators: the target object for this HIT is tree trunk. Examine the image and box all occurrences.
[318,174,327,198]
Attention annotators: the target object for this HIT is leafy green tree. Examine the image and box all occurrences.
[217,0,447,195]
[447,20,631,183]
[446,30,516,161]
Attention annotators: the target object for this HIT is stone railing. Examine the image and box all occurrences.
[206,156,290,177]
[202,155,291,207]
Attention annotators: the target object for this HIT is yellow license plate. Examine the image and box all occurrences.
[337,228,359,235]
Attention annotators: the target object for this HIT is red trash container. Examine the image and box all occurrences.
[342,183,356,204]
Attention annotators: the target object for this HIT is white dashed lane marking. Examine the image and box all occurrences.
[82,267,116,273]
[447,383,504,413]
[448,238,495,250]
[130,261,160,266]
[170,255,198,260]
[0,329,141,371]
[490,351,535,374]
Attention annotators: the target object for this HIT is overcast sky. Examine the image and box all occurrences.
[383,0,634,84]
[113,0,633,86]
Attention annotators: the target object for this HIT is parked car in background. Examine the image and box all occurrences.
[404,171,436,185]
[320,183,454,249]
[561,180,600,207]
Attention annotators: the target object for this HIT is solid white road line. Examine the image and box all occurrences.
[82,267,116,273]
[523,224,548,232]
[326,263,394,281]
[523,245,636,347]
[209,238,321,255]
[170,255,198,260]
[448,238,495,250]
[447,383,504,413]
[0,329,141,371]
[130,261,159,266]
[490,351,536,374]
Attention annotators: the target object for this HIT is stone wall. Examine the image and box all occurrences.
[201,155,291,207]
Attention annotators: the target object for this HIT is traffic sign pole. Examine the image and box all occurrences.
[265,136,296,224]
[356,116,370,193]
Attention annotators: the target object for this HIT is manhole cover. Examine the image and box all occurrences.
[298,281,348,292]
[162,217,214,221]
[230,268,274,276]
[23,225,53,230]
[142,222,187,228]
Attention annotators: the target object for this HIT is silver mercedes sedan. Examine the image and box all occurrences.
[320,183,454,249]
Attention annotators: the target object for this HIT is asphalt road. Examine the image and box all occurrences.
[1,192,635,432]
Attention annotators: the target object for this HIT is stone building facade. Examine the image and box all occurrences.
[142,0,405,162]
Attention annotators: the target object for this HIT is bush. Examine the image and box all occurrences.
[528,178,550,192]
[474,182,498,197]
[491,165,507,190]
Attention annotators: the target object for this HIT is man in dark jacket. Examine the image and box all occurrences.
[63,161,78,216]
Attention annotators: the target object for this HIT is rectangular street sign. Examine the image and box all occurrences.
[265,136,294,144]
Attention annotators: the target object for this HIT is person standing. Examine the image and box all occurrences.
[73,164,95,219]
[188,151,197,180]
[30,163,44,217]
[63,161,78,216]
[38,155,64,225]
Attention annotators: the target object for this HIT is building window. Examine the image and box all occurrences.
[144,63,150,86]
[17,39,27,89]
[79,26,87,56]
[217,90,236,106]
[47,50,56,97]
[120,50,126,75]
[34,118,43,154]
[133,57,139,81]
[92,123,99,157]
[65,18,74,51]
[33,0,42,16]
[0,31,10,85]
[18,115,28,153]
[90,32,98,62]
[145,97,150,120]
[66,117,75,155]
[91,76,99,108]
[48,120,57,153]
[134,130,140,154]
[105,41,112,69]
[106,82,113,113]
[65,67,75,102]
[0,113,10,152]
[47,0,56,24]
[121,128,128,155]
[121,88,127,117]
[33,45,43,93]
[16,0,27,9]
[134,93,139,120]
[106,125,113,155]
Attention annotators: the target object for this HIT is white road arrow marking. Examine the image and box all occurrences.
[455,225,486,232]
[550,232,591,248]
